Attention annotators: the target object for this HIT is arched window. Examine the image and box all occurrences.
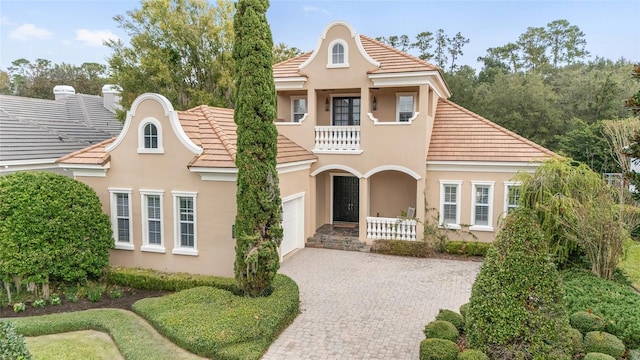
[327,39,348,68]
[144,123,158,149]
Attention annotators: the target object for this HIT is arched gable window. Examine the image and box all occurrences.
[137,118,164,154]
[327,39,349,68]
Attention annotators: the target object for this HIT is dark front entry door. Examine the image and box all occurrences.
[333,176,359,222]
[332,97,361,126]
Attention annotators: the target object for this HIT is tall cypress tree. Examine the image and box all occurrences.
[232,0,282,297]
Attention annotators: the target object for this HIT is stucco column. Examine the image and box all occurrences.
[416,177,426,242]
[308,174,317,239]
[359,176,370,244]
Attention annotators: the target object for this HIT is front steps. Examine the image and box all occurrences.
[306,223,370,252]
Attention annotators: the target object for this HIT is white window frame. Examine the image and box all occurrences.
[109,188,134,250]
[504,181,522,216]
[396,92,417,122]
[172,191,198,256]
[137,117,164,154]
[439,180,462,229]
[140,189,165,253]
[327,39,349,68]
[290,96,308,123]
[470,181,495,232]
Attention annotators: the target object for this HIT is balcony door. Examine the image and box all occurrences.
[333,176,359,223]
[332,97,360,126]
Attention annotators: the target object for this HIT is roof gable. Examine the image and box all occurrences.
[428,99,555,163]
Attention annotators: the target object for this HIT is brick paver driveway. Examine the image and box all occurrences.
[262,248,481,360]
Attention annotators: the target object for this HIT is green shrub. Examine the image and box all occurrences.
[107,267,238,293]
[420,338,458,360]
[108,287,123,299]
[435,309,464,331]
[570,311,608,333]
[584,353,616,360]
[132,274,299,360]
[49,294,61,306]
[423,320,459,342]
[86,286,103,303]
[466,209,572,359]
[459,303,470,322]
[0,320,32,360]
[371,240,430,257]
[628,349,640,360]
[31,299,46,308]
[570,328,584,354]
[444,241,490,257]
[13,303,25,313]
[583,332,626,359]
[0,172,113,287]
[457,349,488,360]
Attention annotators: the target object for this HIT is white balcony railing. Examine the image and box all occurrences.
[366,217,417,241]
[314,126,361,153]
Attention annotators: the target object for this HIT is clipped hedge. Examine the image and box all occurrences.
[457,349,489,360]
[459,303,470,322]
[132,275,299,360]
[420,338,458,360]
[628,349,640,360]
[107,267,238,293]
[584,353,616,360]
[570,311,608,333]
[435,309,464,331]
[562,269,640,348]
[444,241,490,257]
[569,328,584,354]
[583,332,626,360]
[424,320,459,342]
[0,321,32,360]
[371,240,430,257]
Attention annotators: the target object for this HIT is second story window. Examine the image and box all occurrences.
[327,40,348,68]
[137,118,164,154]
[332,43,344,64]
[144,123,158,148]
[397,94,416,122]
[292,97,307,122]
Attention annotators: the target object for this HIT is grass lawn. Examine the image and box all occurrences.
[25,330,124,360]
[620,239,640,288]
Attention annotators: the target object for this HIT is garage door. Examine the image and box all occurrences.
[281,194,304,259]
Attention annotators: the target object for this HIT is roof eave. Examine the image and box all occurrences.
[368,71,451,98]
[274,76,308,90]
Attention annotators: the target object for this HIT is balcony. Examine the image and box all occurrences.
[314,126,362,154]
[366,217,417,241]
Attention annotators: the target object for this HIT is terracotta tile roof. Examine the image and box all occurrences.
[58,106,316,168]
[272,36,439,78]
[358,35,439,73]
[428,99,555,162]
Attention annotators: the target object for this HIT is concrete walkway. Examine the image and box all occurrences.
[262,248,481,360]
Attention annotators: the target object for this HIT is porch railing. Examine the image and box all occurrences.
[366,217,417,241]
[314,126,361,152]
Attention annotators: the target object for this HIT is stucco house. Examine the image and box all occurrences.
[58,21,553,276]
[0,85,122,175]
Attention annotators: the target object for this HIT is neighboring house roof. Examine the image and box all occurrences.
[58,105,316,168]
[273,35,439,79]
[0,94,122,163]
[428,99,555,162]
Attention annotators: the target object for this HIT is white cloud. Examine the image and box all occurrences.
[302,5,329,15]
[9,23,52,41]
[0,16,16,26]
[75,29,119,47]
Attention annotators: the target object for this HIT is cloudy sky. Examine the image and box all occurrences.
[1,0,638,71]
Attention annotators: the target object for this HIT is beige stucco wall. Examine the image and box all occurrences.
[369,171,417,218]
[72,96,312,277]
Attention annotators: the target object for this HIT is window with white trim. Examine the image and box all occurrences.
[137,118,164,154]
[471,181,495,231]
[140,190,165,252]
[396,93,416,122]
[439,180,462,229]
[109,188,133,250]
[504,181,521,215]
[172,191,198,256]
[327,39,348,67]
[291,97,307,122]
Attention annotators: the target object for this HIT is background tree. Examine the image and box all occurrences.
[233,0,282,297]
[272,42,302,64]
[107,0,234,116]
[546,19,589,67]
[0,71,10,95]
[626,64,640,115]
[433,29,449,69]
[446,32,470,70]
[412,31,434,61]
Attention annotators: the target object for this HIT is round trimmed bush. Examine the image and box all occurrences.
[0,172,113,285]
[584,353,616,360]
[628,349,640,360]
[570,311,607,333]
[569,328,584,354]
[420,338,458,360]
[0,320,32,360]
[436,309,464,331]
[424,320,460,342]
[584,332,626,360]
[459,303,470,322]
[457,349,488,360]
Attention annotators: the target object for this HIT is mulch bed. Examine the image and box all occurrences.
[0,288,171,318]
